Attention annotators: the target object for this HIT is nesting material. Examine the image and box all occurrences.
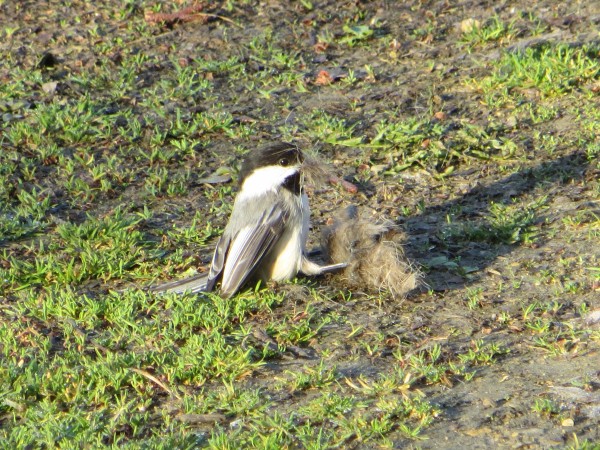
[321,205,420,298]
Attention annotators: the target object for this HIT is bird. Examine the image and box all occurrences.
[150,142,346,298]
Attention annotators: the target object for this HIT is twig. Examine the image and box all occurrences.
[130,368,181,399]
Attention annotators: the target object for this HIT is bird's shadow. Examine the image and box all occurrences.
[399,151,593,293]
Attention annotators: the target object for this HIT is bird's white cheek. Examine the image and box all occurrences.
[237,165,300,200]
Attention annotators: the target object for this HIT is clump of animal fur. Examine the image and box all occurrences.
[321,205,419,298]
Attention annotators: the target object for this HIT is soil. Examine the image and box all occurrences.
[2,0,599,448]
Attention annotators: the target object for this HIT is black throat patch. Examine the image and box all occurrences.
[282,172,301,194]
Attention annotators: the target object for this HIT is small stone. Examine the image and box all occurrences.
[505,116,518,128]
[481,397,494,408]
[42,81,58,94]
[460,18,480,34]
[584,309,600,325]
[561,418,574,427]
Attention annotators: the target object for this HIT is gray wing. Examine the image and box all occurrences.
[208,201,289,298]
[205,232,231,293]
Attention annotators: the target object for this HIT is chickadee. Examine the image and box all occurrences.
[151,142,346,298]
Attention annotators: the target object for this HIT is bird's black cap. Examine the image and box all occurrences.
[238,142,304,186]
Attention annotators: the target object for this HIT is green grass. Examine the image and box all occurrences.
[443,196,548,246]
[2,280,495,447]
[1,1,599,447]
[459,15,518,48]
[1,287,284,444]
[470,44,600,107]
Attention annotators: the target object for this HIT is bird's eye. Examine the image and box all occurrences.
[279,158,289,166]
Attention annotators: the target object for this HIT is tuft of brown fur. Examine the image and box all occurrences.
[321,205,420,299]
[300,151,329,187]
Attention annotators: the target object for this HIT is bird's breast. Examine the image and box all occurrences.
[258,192,307,282]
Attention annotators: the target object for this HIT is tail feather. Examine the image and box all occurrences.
[149,273,210,295]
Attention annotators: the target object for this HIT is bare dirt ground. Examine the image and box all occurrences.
[1,0,599,448]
